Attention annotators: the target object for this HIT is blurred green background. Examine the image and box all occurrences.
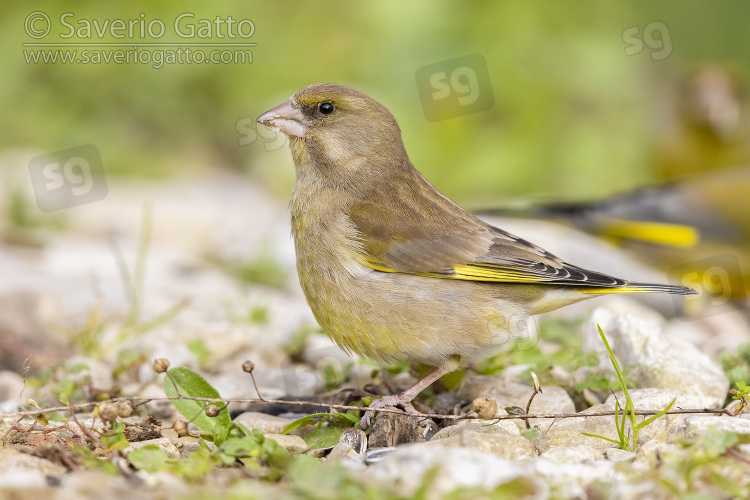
[3,0,750,206]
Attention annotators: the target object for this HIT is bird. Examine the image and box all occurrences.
[256,83,697,428]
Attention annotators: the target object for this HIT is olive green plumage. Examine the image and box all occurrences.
[256,83,696,418]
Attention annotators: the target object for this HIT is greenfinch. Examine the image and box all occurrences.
[256,83,696,427]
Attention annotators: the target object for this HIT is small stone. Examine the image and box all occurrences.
[160,428,179,444]
[177,437,202,459]
[264,433,308,455]
[327,428,367,469]
[471,395,498,420]
[126,437,180,459]
[541,445,603,463]
[368,409,425,448]
[334,427,367,455]
[233,411,294,434]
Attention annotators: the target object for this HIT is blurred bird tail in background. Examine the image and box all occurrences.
[476,164,750,309]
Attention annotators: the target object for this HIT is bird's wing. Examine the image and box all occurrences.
[348,197,626,287]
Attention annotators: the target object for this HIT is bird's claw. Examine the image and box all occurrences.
[359,394,436,430]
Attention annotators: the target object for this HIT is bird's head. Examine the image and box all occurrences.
[256,83,408,186]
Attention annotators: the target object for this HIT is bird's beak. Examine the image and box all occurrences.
[256,100,306,138]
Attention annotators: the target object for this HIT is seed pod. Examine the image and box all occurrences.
[117,400,135,418]
[205,404,221,417]
[98,401,120,421]
[153,358,170,374]
[471,395,498,420]
[242,360,255,373]
[173,420,189,437]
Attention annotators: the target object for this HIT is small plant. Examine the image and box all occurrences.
[729,381,749,415]
[722,343,750,405]
[582,325,675,451]
[158,365,292,479]
[282,411,362,450]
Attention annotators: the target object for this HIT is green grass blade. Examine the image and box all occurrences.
[634,397,677,431]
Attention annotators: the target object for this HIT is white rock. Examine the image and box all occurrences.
[365,446,547,498]
[0,448,66,478]
[418,432,536,460]
[541,445,604,463]
[0,370,24,401]
[671,414,750,438]
[433,416,520,438]
[538,388,700,454]
[535,403,620,453]
[530,457,622,499]
[584,298,729,408]
[604,448,636,463]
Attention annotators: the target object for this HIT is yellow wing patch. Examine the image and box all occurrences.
[359,255,562,284]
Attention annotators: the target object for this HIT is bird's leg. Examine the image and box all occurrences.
[360,366,449,429]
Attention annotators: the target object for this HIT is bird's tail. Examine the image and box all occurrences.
[578,282,698,296]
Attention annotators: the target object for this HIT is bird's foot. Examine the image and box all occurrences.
[360,393,435,430]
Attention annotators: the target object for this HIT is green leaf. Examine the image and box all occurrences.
[304,426,345,449]
[172,447,215,480]
[101,422,129,451]
[164,367,231,433]
[581,432,621,445]
[281,413,330,434]
[521,428,540,440]
[220,435,261,458]
[504,406,526,415]
[332,412,360,426]
[129,445,169,472]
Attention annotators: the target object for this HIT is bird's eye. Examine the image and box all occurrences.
[318,102,335,115]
